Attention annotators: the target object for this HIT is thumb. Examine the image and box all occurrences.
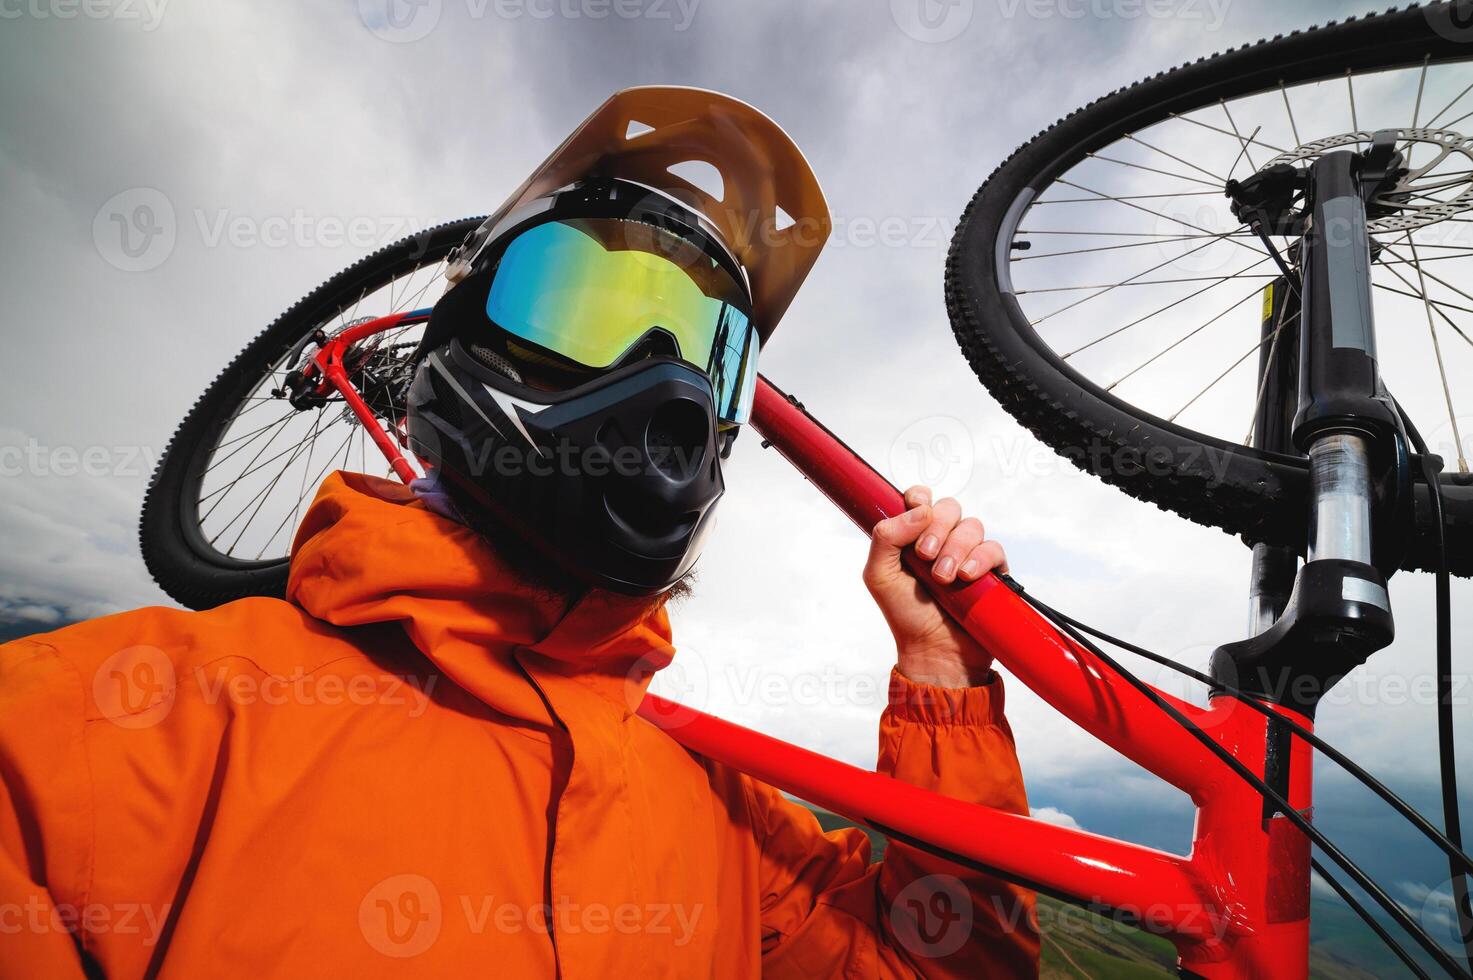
[863,504,931,593]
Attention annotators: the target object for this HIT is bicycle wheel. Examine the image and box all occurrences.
[140,217,486,610]
[946,3,1473,575]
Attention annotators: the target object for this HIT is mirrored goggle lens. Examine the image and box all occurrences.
[485,217,759,423]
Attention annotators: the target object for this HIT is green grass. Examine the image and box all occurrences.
[804,804,1411,979]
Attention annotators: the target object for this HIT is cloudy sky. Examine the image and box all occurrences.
[4,0,1473,964]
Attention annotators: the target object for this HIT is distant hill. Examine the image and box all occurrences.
[0,619,69,643]
[805,805,1404,979]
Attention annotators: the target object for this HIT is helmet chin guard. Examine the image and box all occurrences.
[407,337,724,596]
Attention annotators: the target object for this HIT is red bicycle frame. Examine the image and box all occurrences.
[308,313,1315,978]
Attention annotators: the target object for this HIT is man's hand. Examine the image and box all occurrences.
[862,486,1008,688]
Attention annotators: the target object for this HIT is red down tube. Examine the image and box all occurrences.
[636,376,1230,950]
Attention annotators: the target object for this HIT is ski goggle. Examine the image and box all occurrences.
[485,217,760,424]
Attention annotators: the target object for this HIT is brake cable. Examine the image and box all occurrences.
[1395,398,1473,974]
[1002,578,1471,979]
[1037,598,1472,877]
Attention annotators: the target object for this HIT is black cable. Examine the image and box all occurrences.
[1047,604,1473,877]
[1309,856,1431,980]
[1003,579,1471,979]
[1252,221,1302,298]
[1396,400,1473,974]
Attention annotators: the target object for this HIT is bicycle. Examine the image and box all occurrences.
[140,6,1473,975]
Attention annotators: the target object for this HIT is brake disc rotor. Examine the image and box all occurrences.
[1264,127,1473,233]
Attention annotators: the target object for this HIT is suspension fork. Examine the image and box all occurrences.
[1199,149,1406,978]
[1213,149,1399,717]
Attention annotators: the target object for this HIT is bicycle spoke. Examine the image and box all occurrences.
[1025,232,1253,325]
[1170,110,1288,155]
[1021,271,1277,295]
[1245,301,1295,446]
[199,412,306,521]
[1031,191,1220,205]
[1428,79,1473,128]
[1122,133,1228,183]
[1086,153,1221,188]
[203,410,298,475]
[1406,235,1470,473]
[1105,279,1266,391]
[1061,254,1275,360]
[1174,310,1298,423]
[1055,178,1266,260]
[1408,55,1430,169]
[1279,81,1302,148]
[212,422,333,554]
[1219,98,1258,174]
[1014,232,1245,261]
[1374,265,1473,351]
[1225,126,1263,182]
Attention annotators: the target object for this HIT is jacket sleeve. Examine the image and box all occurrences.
[0,638,91,979]
[752,669,1039,979]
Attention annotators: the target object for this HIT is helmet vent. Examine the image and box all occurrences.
[646,399,708,481]
[469,344,524,384]
[666,160,724,203]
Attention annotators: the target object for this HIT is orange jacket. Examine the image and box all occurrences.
[0,472,1038,978]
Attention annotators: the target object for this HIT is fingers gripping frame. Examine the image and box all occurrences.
[316,321,1312,977]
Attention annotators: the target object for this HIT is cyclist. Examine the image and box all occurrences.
[0,88,1036,978]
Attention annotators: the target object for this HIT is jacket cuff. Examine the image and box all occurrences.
[886,667,1006,727]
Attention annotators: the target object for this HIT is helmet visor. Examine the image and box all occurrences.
[486,217,760,424]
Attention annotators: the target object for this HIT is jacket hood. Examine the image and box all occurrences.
[287,471,675,728]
